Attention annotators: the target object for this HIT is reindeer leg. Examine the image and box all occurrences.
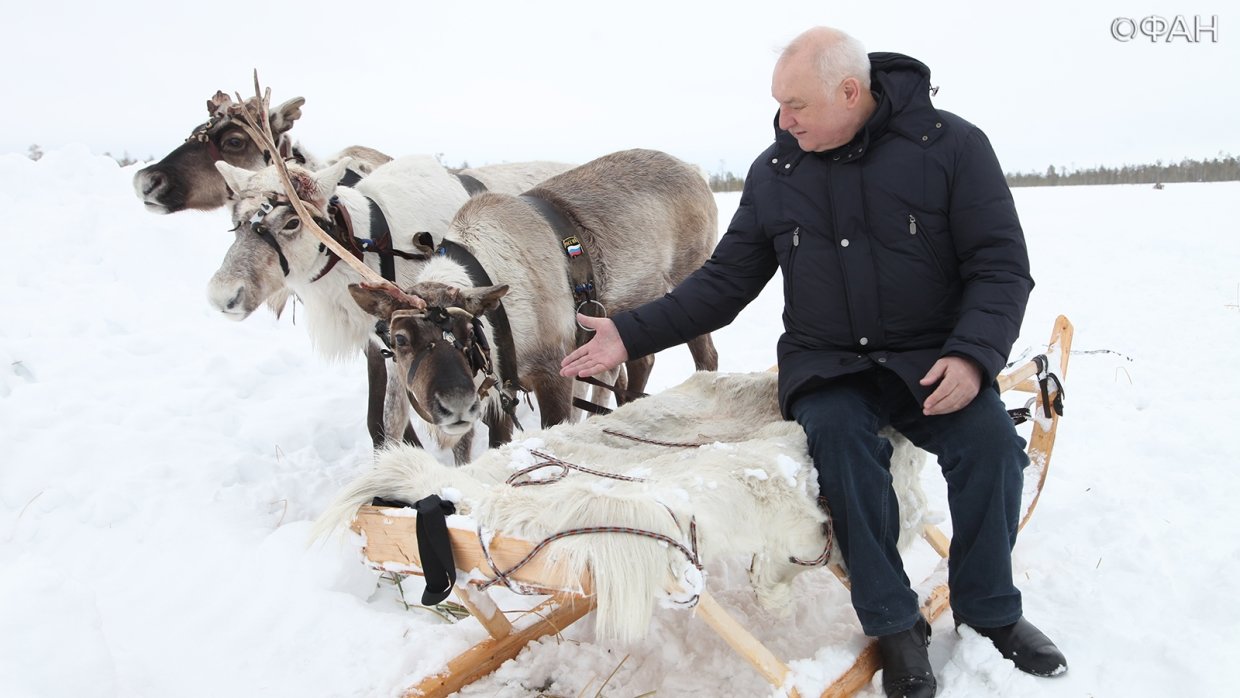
[620,355,655,405]
[534,373,576,427]
[486,409,513,449]
[687,333,719,372]
[452,428,475,465]
[364,344,389,449]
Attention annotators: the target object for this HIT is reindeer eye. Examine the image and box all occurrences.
[220,134,247,152]
[281,217,301,233]
[393,333,410,347]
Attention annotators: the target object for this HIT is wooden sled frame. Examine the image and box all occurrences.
[350,315,1074,698]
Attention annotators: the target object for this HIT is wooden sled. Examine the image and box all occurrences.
[350,315,1073,697]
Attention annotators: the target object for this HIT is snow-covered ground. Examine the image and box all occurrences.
[1,146,1237,697]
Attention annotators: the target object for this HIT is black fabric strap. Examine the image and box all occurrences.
[413,494,458,605]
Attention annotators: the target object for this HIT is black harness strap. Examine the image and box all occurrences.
[455,173,488,197]
[337,168,364,188]
[520,193,602,346]
[315,195,426,284]
[366,198,398,282]
[435,240,526,428]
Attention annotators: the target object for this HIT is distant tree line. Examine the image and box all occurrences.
[1006,154,1240,187]
[706,154,1240,192]
[26,144,148,167]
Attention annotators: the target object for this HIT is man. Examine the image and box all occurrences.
[560,26,1066,698]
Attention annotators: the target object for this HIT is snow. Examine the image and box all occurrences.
[2,147,1238,697]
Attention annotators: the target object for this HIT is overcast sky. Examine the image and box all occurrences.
[4,0,1236,175]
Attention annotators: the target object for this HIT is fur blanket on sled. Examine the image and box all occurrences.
[317,371,929,643]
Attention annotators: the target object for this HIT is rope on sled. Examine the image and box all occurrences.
[475,518,703,595]
[507,449,650,486]
[487,448,703,596]
[601,428,721,448]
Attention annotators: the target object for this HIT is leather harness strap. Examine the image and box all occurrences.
[519,193,603,347]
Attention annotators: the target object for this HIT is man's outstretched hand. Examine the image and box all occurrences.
[560,314,629,377]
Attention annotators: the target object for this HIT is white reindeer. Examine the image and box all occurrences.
[207,155,574,450]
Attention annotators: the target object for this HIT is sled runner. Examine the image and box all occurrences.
[343,315,1073,698]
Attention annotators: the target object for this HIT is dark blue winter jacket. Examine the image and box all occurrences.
[613,53,1034,417]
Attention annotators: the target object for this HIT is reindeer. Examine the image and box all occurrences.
[207,154,575,452]
[347,149,721,463]
[133,91,392,215]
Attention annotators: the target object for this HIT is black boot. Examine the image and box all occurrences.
[961,616,1068,677]
[876,617,937,697]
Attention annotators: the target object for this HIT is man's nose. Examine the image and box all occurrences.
[777,109,794,131]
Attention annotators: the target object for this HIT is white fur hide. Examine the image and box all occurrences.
[318,372,930,644]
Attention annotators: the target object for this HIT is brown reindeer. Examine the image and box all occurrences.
[348,149,720,463]
[350,280,523,464]
[133,91,390,215]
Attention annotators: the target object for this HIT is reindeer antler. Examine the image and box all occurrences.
[230,71,390,287]
[206,91,234,118]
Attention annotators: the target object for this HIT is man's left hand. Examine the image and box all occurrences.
[919,356,983,416]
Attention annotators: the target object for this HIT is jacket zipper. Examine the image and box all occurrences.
[787,226,800,310]
[908,214,947,280]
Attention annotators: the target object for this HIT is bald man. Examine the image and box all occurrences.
[561,27,1065,697]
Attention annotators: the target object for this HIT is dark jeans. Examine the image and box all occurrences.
[790,367,1027,636]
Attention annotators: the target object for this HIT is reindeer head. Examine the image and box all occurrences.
[133,92,307,214]
[206,158,354,319]
[349,281,509,437]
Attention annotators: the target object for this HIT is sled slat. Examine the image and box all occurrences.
[997,360,1041,393]
[695,591,797,694]
[351,505,592,595]
[1019,315,1073,531]
[406,594,595,698]
[454,586,513,640]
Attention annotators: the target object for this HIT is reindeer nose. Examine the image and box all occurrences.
[208,281,250,319]
[140,171,166,197]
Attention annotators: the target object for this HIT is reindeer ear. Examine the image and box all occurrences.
[312,157,353,202]
[215,161,254,195]
[269,97,306,136]
[348,282,426,319]
[462,284,509,316]
[348,283,398,319]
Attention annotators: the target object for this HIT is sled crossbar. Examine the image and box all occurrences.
[349,315,1073,698]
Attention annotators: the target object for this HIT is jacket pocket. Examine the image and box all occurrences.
[907,213,947,281]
